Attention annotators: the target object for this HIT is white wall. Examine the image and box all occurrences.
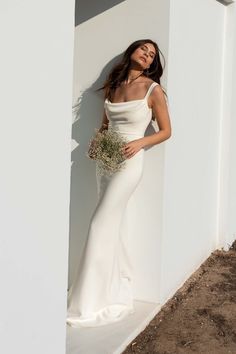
[70,0,236,310]
[69,0,170,303]
[160,0,226,303]
[0,1,75,354]
[223,3,236,248]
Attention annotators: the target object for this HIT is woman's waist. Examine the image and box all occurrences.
[108,126,144,140]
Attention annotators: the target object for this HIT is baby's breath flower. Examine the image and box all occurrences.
[87,128,128,176]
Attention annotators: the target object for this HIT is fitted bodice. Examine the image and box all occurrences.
[104,82,159,140]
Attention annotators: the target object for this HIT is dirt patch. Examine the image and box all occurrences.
[122,241,236,354]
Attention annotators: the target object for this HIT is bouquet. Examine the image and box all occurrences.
[87,127,128,176]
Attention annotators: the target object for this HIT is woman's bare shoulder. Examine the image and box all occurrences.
[142,77,156,87]
[142,77,154,83]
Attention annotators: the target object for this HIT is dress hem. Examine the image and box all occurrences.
[66,304,135,328]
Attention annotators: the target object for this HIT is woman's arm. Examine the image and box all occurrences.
[98,109,109,133]
[141,85,172,148]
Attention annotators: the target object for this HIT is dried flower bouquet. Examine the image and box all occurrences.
[87,127,128,176]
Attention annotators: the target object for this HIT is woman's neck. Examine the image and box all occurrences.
[126,69,143,84]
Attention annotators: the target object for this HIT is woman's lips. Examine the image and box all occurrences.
[139,57,147,63]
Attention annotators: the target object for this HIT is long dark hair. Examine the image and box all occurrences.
[98,39,166,103]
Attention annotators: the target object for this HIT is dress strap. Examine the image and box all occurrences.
[144,82,159,99]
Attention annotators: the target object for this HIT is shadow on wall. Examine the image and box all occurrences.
[215,0,234,5]
[68,53,158,289]
[75,0,127,26]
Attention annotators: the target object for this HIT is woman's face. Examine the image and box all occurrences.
[130,43,156,70]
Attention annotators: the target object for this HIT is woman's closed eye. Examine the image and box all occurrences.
[141,46,155,59]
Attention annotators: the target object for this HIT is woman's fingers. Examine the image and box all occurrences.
[123,143,137,158]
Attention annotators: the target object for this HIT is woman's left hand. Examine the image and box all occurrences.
[123,139,144,159]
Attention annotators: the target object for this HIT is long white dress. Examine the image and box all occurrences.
[66,82,159,328]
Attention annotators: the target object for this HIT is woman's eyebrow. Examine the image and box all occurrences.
[143,44,156,55]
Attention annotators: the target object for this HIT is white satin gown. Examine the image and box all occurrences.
[66,82,159,327]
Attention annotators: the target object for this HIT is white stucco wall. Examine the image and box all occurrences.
[70,0,236,310]
[69,0,170,303]
[160,0,226,303]
[216,2,236,250]
[226,3,236,246]
[0,1,75,354]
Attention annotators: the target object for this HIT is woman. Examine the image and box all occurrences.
[66,39,171,328]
